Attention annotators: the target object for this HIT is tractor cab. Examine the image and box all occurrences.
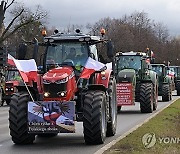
[151,64,167,82]
[41,31,113,101]
[115,51,150,81]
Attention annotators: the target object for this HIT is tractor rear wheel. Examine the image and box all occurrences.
[140,83,153,113]
[176,82,180,96]
[9,92,35,144]
[106,77,117,137]
[162,84,171,101]
[83,90,107,144]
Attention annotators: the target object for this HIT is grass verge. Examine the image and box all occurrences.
[104,99,180,154]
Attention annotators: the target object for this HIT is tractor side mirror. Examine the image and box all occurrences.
[37,65,44,74]
[18,43,27,60]
[106,41,114,58]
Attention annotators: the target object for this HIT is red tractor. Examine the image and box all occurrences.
[3,67,22,105]
[9,29,117,145]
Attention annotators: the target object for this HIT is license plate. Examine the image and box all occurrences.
[28,101,75,133]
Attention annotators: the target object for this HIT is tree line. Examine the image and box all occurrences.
[0,1,180,66]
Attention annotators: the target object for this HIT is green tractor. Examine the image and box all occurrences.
[115,51,158,113]
[168,66,180,95]
[151,64,175,101]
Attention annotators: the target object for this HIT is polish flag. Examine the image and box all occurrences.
[8,54,15,66]
[80,57,105,79]
[167,70,175,78]
[13,58,38,83]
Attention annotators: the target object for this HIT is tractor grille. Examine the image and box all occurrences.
[44,83,66,98]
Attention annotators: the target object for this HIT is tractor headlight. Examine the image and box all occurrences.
[145,70,150,76]
[57,91,66,97]
[5,88,8,91]
[55,77,68,84]
[101,71,106,75]
[10,87,14,91]
[43,79,51,84]
[44,92,50,97]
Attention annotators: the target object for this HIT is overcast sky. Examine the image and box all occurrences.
[16,0,180,36]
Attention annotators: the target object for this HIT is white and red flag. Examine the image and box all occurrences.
[8,54,38,82]
[8,54,15,66]
[13,59,38,82]
[167,70,175,78]
[80,57,105,79]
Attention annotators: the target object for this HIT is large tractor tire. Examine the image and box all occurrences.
[176,82,180,96]
[83,90,107,144]
[106,77,117,137]
[9,92,35,144]
[140,83,153,113]
[162,84,171,102]
[153,84,158,111]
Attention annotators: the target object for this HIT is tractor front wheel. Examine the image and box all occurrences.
[162,84,171,102]
[83,90,107,144]
[106,77,117,137]
[140,83,153,113]
[9,92,35,144]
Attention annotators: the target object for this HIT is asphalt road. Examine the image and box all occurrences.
[0,94,179,154]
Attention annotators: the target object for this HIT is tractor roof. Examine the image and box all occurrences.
[151,64,165,66]
[44,33,101,42]
[116,51,147,57]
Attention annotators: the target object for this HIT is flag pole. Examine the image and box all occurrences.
[23,81,35,102]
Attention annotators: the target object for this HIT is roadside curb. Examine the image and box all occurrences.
[94,97,179,154]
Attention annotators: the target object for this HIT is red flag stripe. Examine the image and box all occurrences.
[80,57,105,79]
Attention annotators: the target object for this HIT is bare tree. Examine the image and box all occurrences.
[0,0,47,46]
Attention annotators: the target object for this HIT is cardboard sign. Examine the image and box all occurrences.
[116,83,134,106]
[28,101,75,133]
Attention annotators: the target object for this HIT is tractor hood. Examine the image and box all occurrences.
[117,69,136,83]
[6,81,19,86]
[43,66,74,82]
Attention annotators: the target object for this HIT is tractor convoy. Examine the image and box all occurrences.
[0,29,178,145]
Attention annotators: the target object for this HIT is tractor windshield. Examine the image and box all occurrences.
[152,66,163,76]
[45,42,88,70]
[6,70,22,81]
[116,56,141,71]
